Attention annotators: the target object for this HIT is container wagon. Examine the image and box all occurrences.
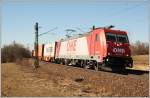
[38,44,44,60]
[43,43,56,62]
[32,44,44,60]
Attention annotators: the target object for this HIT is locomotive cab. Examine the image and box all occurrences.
[104,29,133,68]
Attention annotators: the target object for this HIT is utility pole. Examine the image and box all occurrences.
[33,22,57,68]
[34,22,39,68]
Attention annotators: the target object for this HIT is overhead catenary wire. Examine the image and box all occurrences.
[36,1,147,44]
[38,27,58,37]
[101,3,146,21]
[75,27,86,33]
[70,2,146,34]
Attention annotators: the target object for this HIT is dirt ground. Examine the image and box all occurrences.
[1,59,149,97]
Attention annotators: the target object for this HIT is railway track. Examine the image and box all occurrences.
[40,61,149,75]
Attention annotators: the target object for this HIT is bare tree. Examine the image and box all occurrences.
[131,41,149,55]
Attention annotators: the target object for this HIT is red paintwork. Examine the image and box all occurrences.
[104,29,131,57]
[38,44,44,60]
[86,29,107,61]
[88,28,131,61]
[104,29,127,35]
[55,42,61,58]
[32,44,44,60]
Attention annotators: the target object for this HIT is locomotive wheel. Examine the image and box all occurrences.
[55,59,61,64]
[94,62,99,71]
[80,60,84,68]
[83,64,90,69]
[83,61,90,69]
[65,59,70,66]
[60,59,65,65]
[120,66,126,72]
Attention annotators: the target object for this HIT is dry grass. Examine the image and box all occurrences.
[1,61,149,97]
[132,55,149,65]
[130,55,149,71]
[1,63,63,96]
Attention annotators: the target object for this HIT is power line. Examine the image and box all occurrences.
[38,27,58,37]
[102,3,145,20]
[75,27,86,33]
[73,3,147,34]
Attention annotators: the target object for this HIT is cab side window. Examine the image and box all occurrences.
[95,34,99,42]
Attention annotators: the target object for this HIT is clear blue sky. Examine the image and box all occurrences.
[2,0,149,50]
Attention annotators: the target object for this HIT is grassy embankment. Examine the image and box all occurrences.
[129,55,149,71]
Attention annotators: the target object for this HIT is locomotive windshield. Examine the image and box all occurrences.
[106,33,129,43]
[106,33,116,42]
[117,34,129,43]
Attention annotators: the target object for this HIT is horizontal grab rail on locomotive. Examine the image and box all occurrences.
[32,26,133,71]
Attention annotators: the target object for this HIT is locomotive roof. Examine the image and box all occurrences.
[60,32,89,42]
[104,28,127,35]
[59,28,127,42]
[93,27,127,34]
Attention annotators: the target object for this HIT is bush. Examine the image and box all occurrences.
[1,41,31,63]
[131,41,149,55]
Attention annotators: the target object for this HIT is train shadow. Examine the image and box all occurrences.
[102,65,149,75]
[71,64,149,75]
[99,67,128,75]
[125,69,149,75]
[109,67,149,75]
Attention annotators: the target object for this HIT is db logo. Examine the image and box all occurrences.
[113,48,125,53]
[67,40,77,51]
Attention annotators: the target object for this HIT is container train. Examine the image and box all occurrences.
[32,27,133,71]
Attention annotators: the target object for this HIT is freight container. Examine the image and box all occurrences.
[38,44,44,60]
[43,43,56,62]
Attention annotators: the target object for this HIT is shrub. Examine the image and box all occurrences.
[1,41,31,63]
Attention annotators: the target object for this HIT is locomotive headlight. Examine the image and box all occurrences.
[108,52,110,55]
[106,58,109,61]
